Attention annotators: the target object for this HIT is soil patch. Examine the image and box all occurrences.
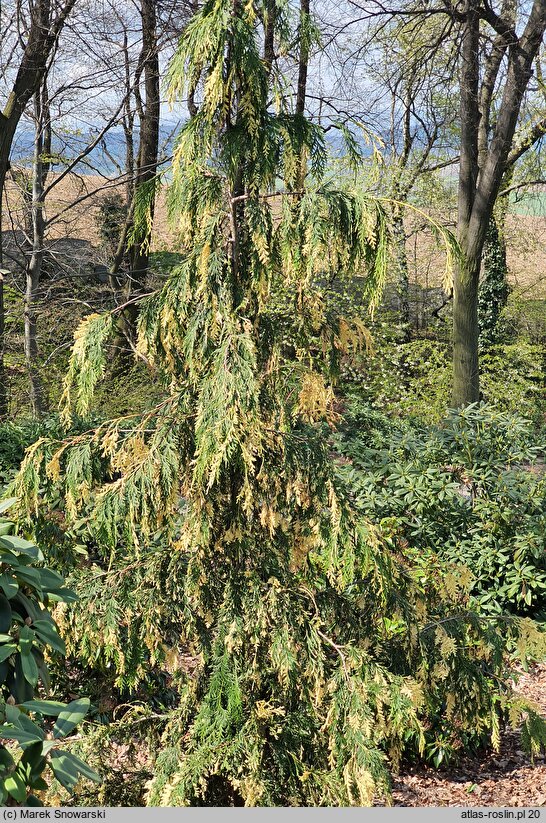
[392,665,546,807]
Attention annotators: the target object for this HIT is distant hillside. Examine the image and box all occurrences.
[9,124,181,176]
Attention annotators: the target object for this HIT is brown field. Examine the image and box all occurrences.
[406,212,546,300]
[2,170,545,297]
[1,170,176,279]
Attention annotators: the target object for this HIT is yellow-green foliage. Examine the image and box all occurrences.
[11,0,546,806]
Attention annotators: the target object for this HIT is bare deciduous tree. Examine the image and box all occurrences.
[0,0,77,416]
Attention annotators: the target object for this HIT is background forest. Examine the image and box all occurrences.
[0,0,545,807]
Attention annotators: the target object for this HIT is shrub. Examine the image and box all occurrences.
[96,194,126,256]
[335,402,546,618]
[481,343,545,428]
[0,499,98,805]
[342,336,544,428]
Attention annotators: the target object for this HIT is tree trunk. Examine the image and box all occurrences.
[25,256,46,416]
[453,251,480,404]
[391,209,410,328]
[294,0,310,191]
[24,88,51,415]
[128,0,160,293]
[453,0,480,407]
[0,0,77,418]
[452,0,545,406]
[116,0,160,351]
[0,118,19,419]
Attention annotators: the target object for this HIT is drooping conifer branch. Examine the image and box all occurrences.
[12,0,546,806]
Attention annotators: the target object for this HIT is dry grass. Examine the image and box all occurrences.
[3,170,545,299]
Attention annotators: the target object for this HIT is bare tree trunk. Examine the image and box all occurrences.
[453,254,481,404]
[294,0,310,191]
[0,121,19,419]
[24,86,51,415]
[452,0,545,407]
[122,30,136,211]
[391,209,410,327]
[0,0,77,418]
[116,0,160,351]
[453,0,480,407]
[128,0,160,296]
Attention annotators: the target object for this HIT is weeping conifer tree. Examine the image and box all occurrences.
[13,0,546,806]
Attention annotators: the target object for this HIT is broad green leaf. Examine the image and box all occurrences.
[19,626,39,686]
[13,592,42,623]
[53,698,90,739]
[21,649,39,687]
[4,771,27,803]
[19,624,34,652]
[0,523,13,536]
[5,703,22,725]
[0,536,42,560]
[0,499,16,515]
[0,575,18,598]
[13,656,34,703]
[32,620,66,655]
[33,649,50,692]
[14,567,43,593]
[60,751,100,783]
[20,741,46,769]
[50,751,78,791]
[0,595,12,634]
[0,644,17,662]
[0,726,42,745]
[22,700,67,716]
[26,794,44,806]
[45,587,78,604]
[0,746,15,770]
[16,713,44,742]
[0,552,25,570]
[38,568,65,591]
[21,654,39,686]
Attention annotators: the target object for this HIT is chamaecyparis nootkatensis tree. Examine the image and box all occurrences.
[14,0,546,806]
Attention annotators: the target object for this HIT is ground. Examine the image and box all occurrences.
[392,665,546,807]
